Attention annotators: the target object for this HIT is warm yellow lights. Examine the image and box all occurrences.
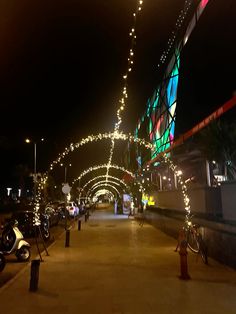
[72,164,144,194]
[87,183,120,198]
[49,132,153,172]
[34,0,193,228]
[81,175,128,192]
[163,153,191,224]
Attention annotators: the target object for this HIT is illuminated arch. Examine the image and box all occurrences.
[86,180,124,198]
[72,164,135,184]
[89,180,122,190]
[49,132,153,172]
[71,164,144,194]
[81,175,128,192]
[93,189,115,199]
[88,183,120,197]
[33,0,195,226]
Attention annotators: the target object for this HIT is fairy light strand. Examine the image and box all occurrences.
[162,153,191,223]
[36,0,194,221]
[81,175,128,192]
[157,0,193,69]
[49,132,153,172]
[106,0,144,181]
[72,164,144,193]
[87,183,121,199]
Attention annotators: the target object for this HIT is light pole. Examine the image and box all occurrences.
[60,163,72,183]
[25,138,44,200]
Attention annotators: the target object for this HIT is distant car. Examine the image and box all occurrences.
[66,202,79,217]
[46,201,67,220]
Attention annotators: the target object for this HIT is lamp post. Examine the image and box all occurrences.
[60,163,72,183]
[25,138,44,200]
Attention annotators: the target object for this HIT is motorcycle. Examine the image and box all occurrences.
[0,220,31,262]
[0,251,6,272]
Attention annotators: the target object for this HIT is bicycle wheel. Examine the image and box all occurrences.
[198,235,208,264]
[187,229,200,253]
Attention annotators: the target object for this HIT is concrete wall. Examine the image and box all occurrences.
[151,186,222,217]
[221,181,236,221]
[144,208,236,269]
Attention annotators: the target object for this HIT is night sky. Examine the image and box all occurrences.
[0,0,235,188]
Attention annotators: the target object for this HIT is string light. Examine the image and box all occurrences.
[34,1,195,223]
[162,153,191,223]
[49,131,153,172]
[106,0,145,181]
[87,183,121,198]
[89,189,116,199]
[33,176,46,227]
[72,164,144,193]
[89,180,121,189]
[81,175,128,191]
[73,164,135,182]
[157,0,193,69]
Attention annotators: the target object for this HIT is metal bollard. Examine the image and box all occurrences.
[29,259,40,292]
[78,220,81,231]
[179,239,190,280]
[65,229,70,247]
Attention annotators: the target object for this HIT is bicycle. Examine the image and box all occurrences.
[176,216,208,264]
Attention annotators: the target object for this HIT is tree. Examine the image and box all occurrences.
[196,120,236,180]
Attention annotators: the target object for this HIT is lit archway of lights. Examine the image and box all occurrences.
[88,180,122,190]
[49,132,153,172]
[93,189,115,199]
[72,164,144,193]
[87,183,121,198]
[87,180,123,198]
[72,164,134,183]
[34,0,195,225]
[81,175,127,192]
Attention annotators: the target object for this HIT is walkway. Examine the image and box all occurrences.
[0,208,236,313]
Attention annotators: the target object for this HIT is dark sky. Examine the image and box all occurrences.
[0,0,235,188]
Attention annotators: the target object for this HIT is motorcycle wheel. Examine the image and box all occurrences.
[0,253,6,272]
[16,246,31,262]
[40,221,51,241]
[42,228,51,241]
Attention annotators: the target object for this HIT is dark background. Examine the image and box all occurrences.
[0,0,235,189]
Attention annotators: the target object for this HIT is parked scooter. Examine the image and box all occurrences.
[0,251,6,272]
[0,220,31,262]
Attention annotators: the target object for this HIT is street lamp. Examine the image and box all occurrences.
[25,138,44,200]
[60,163,72,183]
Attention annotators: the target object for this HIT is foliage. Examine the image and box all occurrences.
[196,120,236,179]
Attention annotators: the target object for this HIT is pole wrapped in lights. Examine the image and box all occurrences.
[162,153,191,224]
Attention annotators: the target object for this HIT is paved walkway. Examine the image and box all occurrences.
[1,208,236,313]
